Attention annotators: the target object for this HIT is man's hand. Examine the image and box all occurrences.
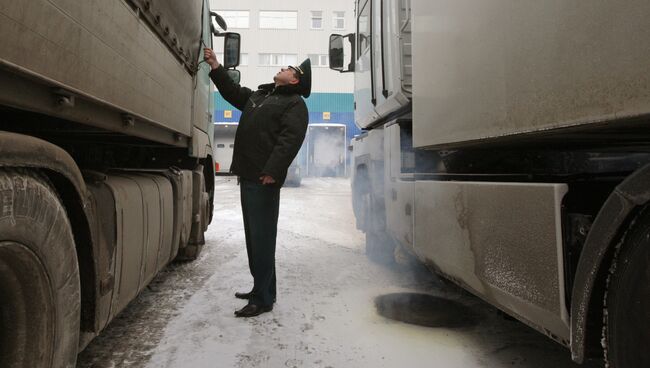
[259,175,276,185]
[203,48,220,70]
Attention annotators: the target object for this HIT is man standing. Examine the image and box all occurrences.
[204,48,310,317]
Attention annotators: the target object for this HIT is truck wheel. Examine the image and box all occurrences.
[605,210,650,368]
[177,188,209,261]
[0,169,80,368]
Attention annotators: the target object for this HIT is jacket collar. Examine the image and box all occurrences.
[258,82,303,96]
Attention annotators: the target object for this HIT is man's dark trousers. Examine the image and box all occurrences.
[240,178,280,307]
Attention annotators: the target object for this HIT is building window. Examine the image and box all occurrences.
[308,54,329,68]
[216,53,248,66]
[259,53,298,66]
[333,11,345,30]
[259,11,298,29]
[310,11,323,29]
[215,10,249,29]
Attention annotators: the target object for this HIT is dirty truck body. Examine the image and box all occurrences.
[335,0,650,367]
[0,0,217,367]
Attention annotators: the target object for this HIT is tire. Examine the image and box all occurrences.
[177,189,209,261]
[0,169,80,368]
[605,210,650,368]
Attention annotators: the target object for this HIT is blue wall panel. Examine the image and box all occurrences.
[213,91,360,142]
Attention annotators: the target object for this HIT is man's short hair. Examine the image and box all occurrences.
[288,66,301,80]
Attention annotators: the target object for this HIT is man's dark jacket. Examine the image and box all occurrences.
[209,66,308,186]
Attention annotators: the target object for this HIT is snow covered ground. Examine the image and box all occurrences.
[77,178,603,368]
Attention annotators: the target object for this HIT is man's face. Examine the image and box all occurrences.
[273,67,300,86]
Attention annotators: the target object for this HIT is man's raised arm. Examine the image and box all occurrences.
[204,48,252,111]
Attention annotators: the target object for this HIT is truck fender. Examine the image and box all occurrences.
[0,132,87,195]
[0,131,98,336]
[570,163,650,362]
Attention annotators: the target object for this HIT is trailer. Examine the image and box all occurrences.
[0,1,242,366]
[329,1,650,367]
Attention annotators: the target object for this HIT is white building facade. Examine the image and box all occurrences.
[210,0,355,93]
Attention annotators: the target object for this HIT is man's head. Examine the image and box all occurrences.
[272,59,312,98]
[273,67,300,87]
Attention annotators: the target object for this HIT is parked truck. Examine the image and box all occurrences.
[329,1,650,367]
[0,1,241,367]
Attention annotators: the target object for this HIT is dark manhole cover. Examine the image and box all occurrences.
[375,293,477,328]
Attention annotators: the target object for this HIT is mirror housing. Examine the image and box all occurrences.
[210,11,228,34]
[222,33,241,69]
[226,69,241,84]
[329,33,355,73]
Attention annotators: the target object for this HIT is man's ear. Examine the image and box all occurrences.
[289,78,300,85]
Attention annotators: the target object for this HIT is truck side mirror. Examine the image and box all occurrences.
[210,11,228,34]
[226,69,241,84]
[329,33,355,73]
[222,33,241,69]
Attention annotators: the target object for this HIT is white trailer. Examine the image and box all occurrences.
[329,1,650,367]
[0,1,243,365]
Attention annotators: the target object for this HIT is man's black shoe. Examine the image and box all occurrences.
[234,304,273,318]
[235,292,276,303]
[235,291,252,300]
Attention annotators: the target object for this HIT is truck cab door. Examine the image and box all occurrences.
[355,0,381,128]
[190,0,215,158]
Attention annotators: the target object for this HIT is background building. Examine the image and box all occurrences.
[209,0,358,176]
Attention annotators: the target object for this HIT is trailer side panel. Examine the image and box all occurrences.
[411,0,650,148]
